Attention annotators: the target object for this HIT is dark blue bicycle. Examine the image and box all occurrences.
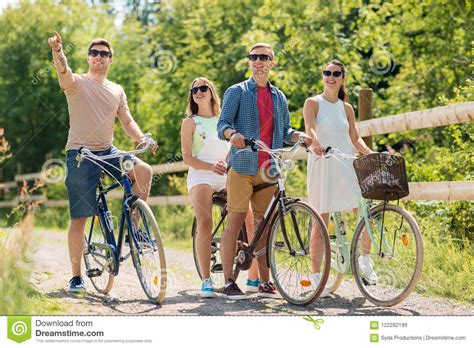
[77,134,167,304]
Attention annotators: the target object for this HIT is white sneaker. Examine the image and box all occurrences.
[358,254,378,285]
[308,273,331,298]
[200,278,216,298]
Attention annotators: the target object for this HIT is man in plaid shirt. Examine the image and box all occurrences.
[217,43,312,300]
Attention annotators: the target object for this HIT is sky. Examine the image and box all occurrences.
[0,0,19,12]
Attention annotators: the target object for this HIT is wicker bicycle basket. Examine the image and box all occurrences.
[353,153,409,201]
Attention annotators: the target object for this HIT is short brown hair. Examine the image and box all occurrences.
[88,38,113,57]
[249,42,274,59]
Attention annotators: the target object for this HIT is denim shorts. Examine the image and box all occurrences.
[65,146,141,219]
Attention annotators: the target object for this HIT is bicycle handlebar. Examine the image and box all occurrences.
[243,136,308,156]
[238,137,308,176]
[76,133,155,168]
[316,146,358,160]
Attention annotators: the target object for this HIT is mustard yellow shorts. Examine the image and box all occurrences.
[226,167,277,220]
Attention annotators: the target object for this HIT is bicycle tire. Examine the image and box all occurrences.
[268,201,331,306]
[350,204,423,307]
[129,199,167,304]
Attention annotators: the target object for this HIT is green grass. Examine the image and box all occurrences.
[161,233,192,251]
[0,225,64,315]
[416,232,473,304]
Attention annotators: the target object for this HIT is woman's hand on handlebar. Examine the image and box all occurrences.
[310,141,325,156]
[297,132,313,148]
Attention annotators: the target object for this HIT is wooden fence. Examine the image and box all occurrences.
[0,91,473,208]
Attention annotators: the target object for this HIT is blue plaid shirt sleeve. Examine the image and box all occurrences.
[217,85,241,141]
[281,92,296,144]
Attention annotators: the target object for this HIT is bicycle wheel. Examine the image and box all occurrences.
[268,201,331,306]
[192,194,241,292]
[128,199,167,304]
[83,214,115,294]
[351,204,424,307]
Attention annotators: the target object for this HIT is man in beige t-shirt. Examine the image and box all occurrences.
[48,32,157,292]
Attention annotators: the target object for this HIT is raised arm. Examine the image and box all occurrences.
[47,31,74,90]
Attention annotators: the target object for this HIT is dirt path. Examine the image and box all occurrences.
[31,229,473,316]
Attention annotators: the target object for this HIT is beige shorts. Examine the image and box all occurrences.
[226,167,277,220]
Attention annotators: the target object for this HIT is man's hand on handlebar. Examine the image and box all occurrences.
[230,132,246,148]
[150,139,158,155]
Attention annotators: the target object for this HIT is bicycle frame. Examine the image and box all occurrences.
[330,198,397,275]
[85,173,145,277]
[234,138,310,269]
[237,178,306,271]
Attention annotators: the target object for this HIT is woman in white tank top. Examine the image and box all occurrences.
[303,60,376,295]
[181,77,228,298]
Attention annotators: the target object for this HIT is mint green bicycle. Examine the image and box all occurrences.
[320,149,424,307]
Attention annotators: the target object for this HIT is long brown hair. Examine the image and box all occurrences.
[326,59,348,102]
[186,77,221,117]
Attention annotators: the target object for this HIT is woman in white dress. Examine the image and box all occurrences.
[303,60,376,296]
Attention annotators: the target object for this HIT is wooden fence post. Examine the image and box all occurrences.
[358,88,373,150]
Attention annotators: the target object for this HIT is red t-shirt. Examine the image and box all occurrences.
[257,85,274,168]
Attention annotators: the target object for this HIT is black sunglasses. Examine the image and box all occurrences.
[190,85,209,94]
[88,49,111,58]
[249,54,272,62]
[322,70,343,77]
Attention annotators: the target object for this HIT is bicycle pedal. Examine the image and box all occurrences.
[86,268,103,278]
